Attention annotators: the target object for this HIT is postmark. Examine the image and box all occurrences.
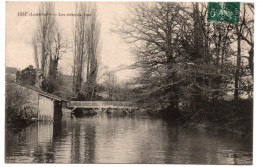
[208,2,240,23]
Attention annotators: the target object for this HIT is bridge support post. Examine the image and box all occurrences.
[92,107,100,114]
[71,107,77,113]
[124,108,129,114]
[101,108,106,114]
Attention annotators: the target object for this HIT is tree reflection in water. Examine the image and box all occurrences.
[5,114,252,164]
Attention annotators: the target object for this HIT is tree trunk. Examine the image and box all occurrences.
[248,46,254,78]
[234,34,241,101]
[49,58,58,79]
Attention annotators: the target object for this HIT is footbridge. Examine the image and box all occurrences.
[67,101,138,114]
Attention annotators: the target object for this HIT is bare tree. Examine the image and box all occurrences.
[115,2,244,114]
[32,2,55,88]
[32,34,41,88]
[238,3,254,77]
[72,2,90,96]
[34,2,56,76]
[115,2,199,117]
[49,27,68,79]
[72,2,100,99]
[85,3,101,100]
[102,71,117,100]
[234,3,254,101]
[32,2,67,93]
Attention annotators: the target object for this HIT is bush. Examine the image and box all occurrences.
[5,84,29,122]
[16,65,36,86]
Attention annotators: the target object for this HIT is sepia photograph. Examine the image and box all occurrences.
[4,1,254,164]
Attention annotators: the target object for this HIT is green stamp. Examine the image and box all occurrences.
[208,2,240,23]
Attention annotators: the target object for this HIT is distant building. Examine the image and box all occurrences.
[223,94,233,101]
[97,91,109,99]
[6,67,18,74]
[5,67,18,82]
[11,83,67,121]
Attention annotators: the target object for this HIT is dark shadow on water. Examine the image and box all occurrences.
[73,108,98,117]
[53,119,62,139]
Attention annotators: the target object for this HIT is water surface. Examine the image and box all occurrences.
[5,113,252,164]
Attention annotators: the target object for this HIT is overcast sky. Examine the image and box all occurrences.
[6,1,136,81]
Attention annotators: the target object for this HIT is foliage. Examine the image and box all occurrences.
[5,84,35,122]
[16,65,36,86]
[115,2,254,118]
[41,72,63,94]
[197,99,252,137]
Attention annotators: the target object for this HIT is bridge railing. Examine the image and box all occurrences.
[68,101,135,107]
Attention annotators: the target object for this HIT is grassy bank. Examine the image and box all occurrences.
[198,99,253,138]
[147,99,253,138]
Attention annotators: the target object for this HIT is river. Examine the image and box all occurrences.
[5,112,252,164]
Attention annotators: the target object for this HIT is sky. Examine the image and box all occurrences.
[6,1,136,81]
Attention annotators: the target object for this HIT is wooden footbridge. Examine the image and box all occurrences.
[67,101,138,114]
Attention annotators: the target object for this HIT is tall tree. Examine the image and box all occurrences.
[238,3,254,78]
[48,27,68,80]
[32,2,66,92]
[85,3,101,100]
[72,2,100,99]
[115,2,185,116]
[234,3,254,101]
[33,2,56,77]
[72,2,90,96]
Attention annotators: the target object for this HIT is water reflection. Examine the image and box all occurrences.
[5,114,252,164]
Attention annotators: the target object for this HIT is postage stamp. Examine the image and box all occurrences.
[208,2,240,23]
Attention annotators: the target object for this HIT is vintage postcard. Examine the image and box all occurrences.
[5,1,254,164]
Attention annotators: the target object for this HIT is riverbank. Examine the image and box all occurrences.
[6,118,38,128]
[145,99,253,138]
[196,99,253,138]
